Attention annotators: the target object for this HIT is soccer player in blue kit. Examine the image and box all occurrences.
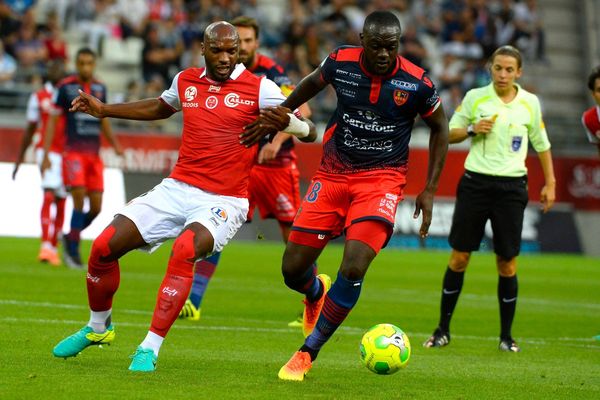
[243,10,449,380]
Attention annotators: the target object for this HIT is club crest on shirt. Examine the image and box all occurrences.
[211,207,228,222]
[185,86,197,101]
[511,136,523,151]
[393,90,409,106]
[205,96,218,109]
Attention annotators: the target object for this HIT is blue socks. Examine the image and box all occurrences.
[189,253,221,308]
[303,271,363,360]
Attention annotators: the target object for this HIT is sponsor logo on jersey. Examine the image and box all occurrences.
[335,69,363,80]
[185,86,197,101]
[393,90,409,106]
[390,79,418,91]
[511,136,523,151]
[211,207,228,222]
[224,93,256,108]
[205,96,218,109]
[334,77,359,87]
[342,113,395,133]
[208,85,221,93]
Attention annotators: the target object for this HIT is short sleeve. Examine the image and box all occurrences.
[582,107,600,144]
[52,85,68,113]
[258,77,287,109]
[449,89,476,129]
[160,71,182,111]
[417,74,441,118]
[528,96,551,152]
[319,49,339,84]
[26,93,39,123]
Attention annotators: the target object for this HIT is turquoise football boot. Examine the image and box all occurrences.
[53,325,115,358]
[128,346,157,372]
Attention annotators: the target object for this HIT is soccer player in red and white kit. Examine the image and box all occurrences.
[13,61,66,266]
[178,16,313,326]
[582,66,600,158]
[52,22,316,372]
[42,48,123,269]
[250,11,449,380]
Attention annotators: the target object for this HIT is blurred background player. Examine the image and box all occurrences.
[178,16,313,328]
[267,11,449,381]
[12,60,66,266]
[52,21,316,372]
[582,66,600,158]
[423,45,556,353]
[43,47,123,269]
[581,66,600,342]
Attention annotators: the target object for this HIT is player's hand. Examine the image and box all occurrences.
[540,182,556,213]
[114,145,124,157]
[474,114,497,136]
[12,163,20,180]
[70,89,105,118]
[241,106,291,147]
[414,189,435,238]
[258,141,281,164]
[40,154,51,174]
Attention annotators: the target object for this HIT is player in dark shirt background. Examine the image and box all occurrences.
[43,48,123,269]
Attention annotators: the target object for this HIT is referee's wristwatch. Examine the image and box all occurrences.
[467,125,476,137]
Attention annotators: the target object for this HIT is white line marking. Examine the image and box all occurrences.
[2,299,599,349]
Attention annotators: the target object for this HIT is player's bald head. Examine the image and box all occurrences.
[362,11,401,38]
[204,21,239,45]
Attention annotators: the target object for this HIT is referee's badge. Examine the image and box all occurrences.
[393,90,409,106]
[511,136,523,151]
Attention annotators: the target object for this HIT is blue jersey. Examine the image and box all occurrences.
[319,46,440,173]
[53,75,107,154]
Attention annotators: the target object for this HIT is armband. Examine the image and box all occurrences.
[283,113,310,138]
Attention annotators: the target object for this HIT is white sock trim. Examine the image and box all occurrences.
[88,309,112,333]
[140,331,164,357]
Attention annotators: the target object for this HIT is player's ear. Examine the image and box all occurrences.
[201,42,206,56]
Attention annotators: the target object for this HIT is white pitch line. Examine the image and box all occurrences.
[2,299,599,350]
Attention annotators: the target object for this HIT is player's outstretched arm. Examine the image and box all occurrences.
[414,104,449,238]
[281,67,328,111]
[70,89,175,121]
[241,106,317,146]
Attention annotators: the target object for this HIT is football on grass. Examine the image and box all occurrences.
[360,323,411,375]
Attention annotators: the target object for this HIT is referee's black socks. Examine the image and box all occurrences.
[498,275,518,340]
[438,266,465,333]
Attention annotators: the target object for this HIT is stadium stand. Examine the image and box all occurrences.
[0,0,598,153]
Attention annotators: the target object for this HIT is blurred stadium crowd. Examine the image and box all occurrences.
[0,0,546,124]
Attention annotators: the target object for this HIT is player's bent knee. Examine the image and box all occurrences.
[168,230,198,278]
[90,225,118,265]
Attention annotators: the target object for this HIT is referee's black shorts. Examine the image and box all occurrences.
[448,170,529,259]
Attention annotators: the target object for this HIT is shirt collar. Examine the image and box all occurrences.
[488,81,522,103]
[199,63,246,81]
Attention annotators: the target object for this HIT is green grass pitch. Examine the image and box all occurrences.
[0,237,598,399]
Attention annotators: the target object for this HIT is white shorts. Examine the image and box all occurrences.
[35,148,67,198]
[119,178,249,254]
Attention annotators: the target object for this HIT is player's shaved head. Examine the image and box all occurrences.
[204,21,239,45]
[363,11,401,38]
[202,21,240,82]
